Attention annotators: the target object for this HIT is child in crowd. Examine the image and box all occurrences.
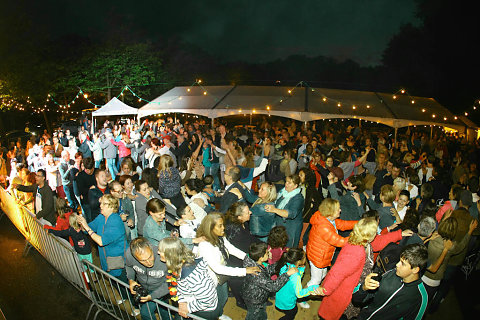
[275,248,321,320]
[243,242,298,320]
[202,175,215,201]
[44,198,74,232]
[267,226,289,265]
[177,204,202,240]
[47,212,93,267]
[365,184,397,230]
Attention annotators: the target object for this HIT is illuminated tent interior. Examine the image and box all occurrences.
[92,97,138,116]
[138,85,475,132]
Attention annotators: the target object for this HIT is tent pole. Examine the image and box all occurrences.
[211,117,214,128]
[304,121,307,130]
[91,114,94,135]
[394,127,398,148]
[430,125,433,139]
[359,119,361,128]
[250,113,252,125]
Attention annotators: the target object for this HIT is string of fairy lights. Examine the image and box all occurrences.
[1,79,479,125]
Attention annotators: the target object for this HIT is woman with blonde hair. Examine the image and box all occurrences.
[317,218,378,320]
[317,216,413,319]
[196,213,260,320]
[157,154,186,209]
[250,181,277,240]
[158,237,218,319]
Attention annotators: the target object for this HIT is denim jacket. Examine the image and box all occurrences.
[250,202,276,237]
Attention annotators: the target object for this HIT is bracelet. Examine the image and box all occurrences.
[88,230,94,235]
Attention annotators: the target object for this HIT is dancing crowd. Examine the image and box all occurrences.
[0,115,479,320]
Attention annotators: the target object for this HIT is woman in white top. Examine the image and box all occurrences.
[184,178,209,221]
[393,189,410,221]
[44,153,59,192]
[196,213,260,320]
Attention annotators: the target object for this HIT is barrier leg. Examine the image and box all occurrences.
[23,240,33,257]
[85,303,96,320]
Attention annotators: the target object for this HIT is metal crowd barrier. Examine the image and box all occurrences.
[82,260,205,320]
[0,187,207,320]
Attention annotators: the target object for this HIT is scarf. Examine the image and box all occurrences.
[276,187,301,210]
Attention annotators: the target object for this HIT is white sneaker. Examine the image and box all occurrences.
[219,315,232,320]
[116,298,126,305]
[298,301,310,309]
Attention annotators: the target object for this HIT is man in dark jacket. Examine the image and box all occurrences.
[126,237,170,320]
[87,168,110,222]
[168,134,189,168]
[354,243,429,320]
[213,166,258,213]
[14,169,56,225]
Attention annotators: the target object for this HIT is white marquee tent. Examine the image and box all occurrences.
[139,85,477,134]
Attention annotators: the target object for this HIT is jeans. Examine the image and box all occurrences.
[94,160,102,169]
[207,282,228,319]
[63,184,77,209]
[246,303,267,320]
[140,296,173,320]
[106,158,118,179]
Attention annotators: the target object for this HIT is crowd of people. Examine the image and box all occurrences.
[1,115,479,320]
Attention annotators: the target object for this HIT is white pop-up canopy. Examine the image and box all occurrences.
[92,97,139,116]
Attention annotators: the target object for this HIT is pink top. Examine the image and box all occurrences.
[268,246,287,265]
[111,139,131,158]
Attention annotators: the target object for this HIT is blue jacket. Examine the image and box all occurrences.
[275,263,318,310]
[89,213,126,277]
[250,202,276,237]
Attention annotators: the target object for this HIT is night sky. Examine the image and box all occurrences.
[4,0,419,66]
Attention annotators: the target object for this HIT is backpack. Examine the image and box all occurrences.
[265,159,285,182]
[372,238,408,276]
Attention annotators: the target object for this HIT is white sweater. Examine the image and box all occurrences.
[197,238,247,285]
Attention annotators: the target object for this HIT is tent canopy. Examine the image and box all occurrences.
[92,97,138,116]
[138,85,476,130]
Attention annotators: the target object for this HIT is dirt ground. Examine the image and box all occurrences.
[0,215,476,320]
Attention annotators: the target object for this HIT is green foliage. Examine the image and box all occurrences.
[51,42,171,105]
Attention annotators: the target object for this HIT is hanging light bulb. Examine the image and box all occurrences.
[432,114,436,118]
[337,103,341,107]
[454,116,458,120]
[83,94,88,99]
[187,88,191,92]
[422,109,426,112]
[401,89,405,94]
[366,105,370,109]
[465,112,468,116]
[411,100,415,104]
[393,95,397,99]
[203,91,207,95]
[322,97,327,102]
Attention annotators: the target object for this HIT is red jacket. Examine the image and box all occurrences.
[306,212,357,268]
[318,230,403,320]
[44,211,75,247]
